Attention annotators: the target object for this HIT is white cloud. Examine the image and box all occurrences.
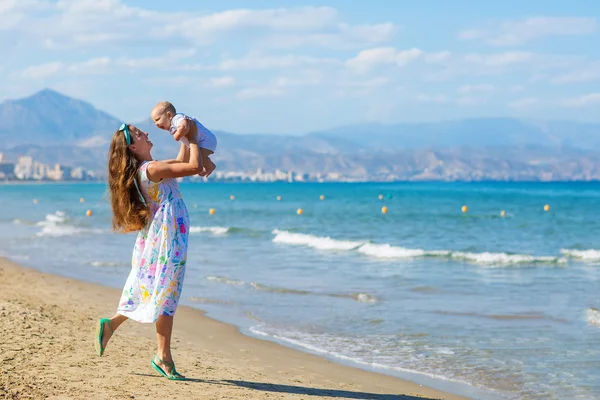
[346,47,423,73]
[396,49,423,66]
[229,72,392,101]
[342,77,391,88]
[563,93,600,108]
[23,58,113,78]
[457,29,485,41]
[270,74,324,88]
[424,51,452,63]
[0,0,53,30]
[143,75,237,88]
[235,87,285,100]
[116,52,192,70]
[67,57,111,74]
[261,23,396,50]
[209,76,236,87]
[158,6,395,50]
[424,51,577,82]
[458,84,495,94]
[509,97,539,109]
[18,51,341,90]
[217,54,338,71]
[0,2,395,51]
[31,0,161,49]
[552,64,600,84]
[143,76,194,87]
[19,49,197,79]
[21,62,64,78]
[456,96,484,106]
[464,52,533,67]
[415,94,485,106]
[7,2,599,126]
[168,6,339,35]
[459,17,597,46]
[345,47,396,72]
[416,94,449,103]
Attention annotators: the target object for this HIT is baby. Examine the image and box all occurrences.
[151,101,217,176]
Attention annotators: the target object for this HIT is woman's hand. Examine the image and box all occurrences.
[146,118,203,181]
[186,117,198,144]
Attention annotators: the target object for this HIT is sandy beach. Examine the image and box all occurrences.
[0,258,469,400]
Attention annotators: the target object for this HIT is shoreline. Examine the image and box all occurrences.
[0,257,471,400]
[4,179,600,185]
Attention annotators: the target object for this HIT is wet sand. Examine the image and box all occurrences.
[0,258,468,400]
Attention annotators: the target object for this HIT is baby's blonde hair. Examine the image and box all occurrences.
[152,101,176,115]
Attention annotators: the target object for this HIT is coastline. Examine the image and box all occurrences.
[0,257,470,400]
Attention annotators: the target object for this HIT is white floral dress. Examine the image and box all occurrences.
[117,161,189,323]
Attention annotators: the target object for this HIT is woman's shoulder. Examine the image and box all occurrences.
[143,161,169,184]
[138,160,151,171]
[138,161,155,182]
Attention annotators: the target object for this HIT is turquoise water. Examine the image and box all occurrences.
[1,182,600,399]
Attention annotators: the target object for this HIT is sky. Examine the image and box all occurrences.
[1,0,600,134]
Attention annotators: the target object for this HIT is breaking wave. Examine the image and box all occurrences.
[272,229,363,250]
[561,249,600,263]
[272,230,567,266]
[36,211,103,237]
[190,226,230,235]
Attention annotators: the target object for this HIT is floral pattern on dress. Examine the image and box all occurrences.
[117,161,189,323]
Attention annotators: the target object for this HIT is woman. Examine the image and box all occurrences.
[96,122,202,380]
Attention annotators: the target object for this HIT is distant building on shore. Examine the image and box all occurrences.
[1,153,96,182]
[0,152,16,180]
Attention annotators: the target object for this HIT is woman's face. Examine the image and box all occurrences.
[128,125,153,157]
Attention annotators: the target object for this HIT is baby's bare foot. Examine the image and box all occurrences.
[205,160,216,177]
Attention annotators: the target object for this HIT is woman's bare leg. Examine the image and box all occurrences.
[154,315,183,376]
[101,314,128,350]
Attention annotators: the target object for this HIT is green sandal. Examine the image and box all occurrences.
[151,355,186,381]
[95,318,113,356]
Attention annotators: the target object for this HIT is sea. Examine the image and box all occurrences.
[1,181,599,399]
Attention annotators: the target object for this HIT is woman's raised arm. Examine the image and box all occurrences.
[147,123,201,181]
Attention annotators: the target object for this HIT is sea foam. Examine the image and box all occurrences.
[272,230,567,266]
[190,226,230,235]
[561,249,600,263]
[272,230,364,251]
[36,211,102,237]
[587,308,600,327]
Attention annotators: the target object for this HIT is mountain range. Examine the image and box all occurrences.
[1,89,600,181]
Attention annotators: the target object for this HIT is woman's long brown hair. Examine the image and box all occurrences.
[107,127,151,233]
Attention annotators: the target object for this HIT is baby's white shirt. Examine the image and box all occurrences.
[169,113,217,152]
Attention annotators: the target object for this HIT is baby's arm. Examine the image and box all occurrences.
[173,118,191,142]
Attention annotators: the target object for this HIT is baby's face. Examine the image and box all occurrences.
[151,110,171,131]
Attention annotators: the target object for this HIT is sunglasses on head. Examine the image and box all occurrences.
[118,123,131,145]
